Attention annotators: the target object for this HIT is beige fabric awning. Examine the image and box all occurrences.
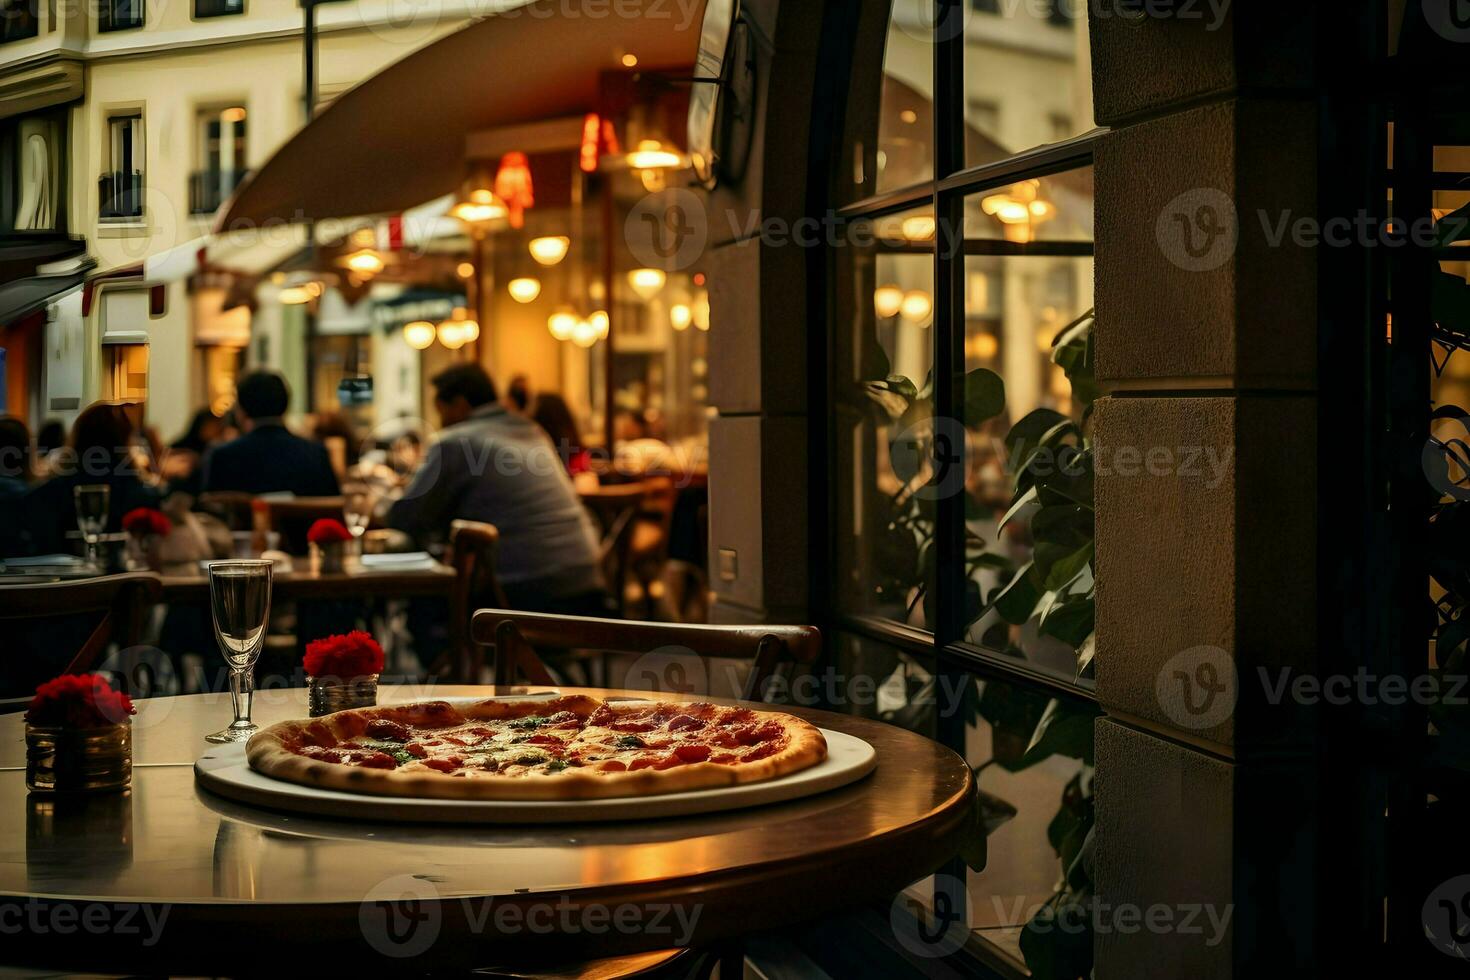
[217,0,706,230]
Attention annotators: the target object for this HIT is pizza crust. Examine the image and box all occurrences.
[246,695,828,801]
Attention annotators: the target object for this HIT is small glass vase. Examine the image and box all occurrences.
[25,723,132,794]
[307,674,379,717]
[313,541,346,574]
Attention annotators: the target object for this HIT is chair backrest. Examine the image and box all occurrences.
[446,520,508,682]
[196,491,256,531]
[0,572,163,676]
[470,609,822,703]
[265,496,346,554]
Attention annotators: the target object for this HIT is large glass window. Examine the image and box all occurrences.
[826,1,1098,972]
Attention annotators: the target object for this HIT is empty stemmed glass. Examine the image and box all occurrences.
[343,485,373,552]
[205,560,273,743]
[73,484,111,571]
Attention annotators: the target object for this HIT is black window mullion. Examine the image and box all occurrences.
[932,0,970,926]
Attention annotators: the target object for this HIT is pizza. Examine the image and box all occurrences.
[245,695,828,800]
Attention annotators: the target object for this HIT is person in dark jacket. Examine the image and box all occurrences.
[201,371,340,498]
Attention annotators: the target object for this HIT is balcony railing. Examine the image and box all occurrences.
[189,169,249,215]
[0,0,39,43]
[97,0,144,32]
[98,171,144,220]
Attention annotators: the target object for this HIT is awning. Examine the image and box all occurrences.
[218,0,706,229]
[0,265,90,328]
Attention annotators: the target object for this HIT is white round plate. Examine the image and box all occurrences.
[193,727,876,824]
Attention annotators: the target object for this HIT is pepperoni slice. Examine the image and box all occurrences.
[366,719,411,741]
[404,742,429,758]
[710,752,738,764]
[423,757,463,773]
[597,760,627,772]
[627,756,661,771]
[674,744,712,763]
[610,720,658,733]
[358,752,396,769]
[742,742,780,761]
[666,715,705,732]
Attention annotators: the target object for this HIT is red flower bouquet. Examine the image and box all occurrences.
[306,518,353,545]
[26,674,136,729]
[304,631,385,679]
[121,507,172,539]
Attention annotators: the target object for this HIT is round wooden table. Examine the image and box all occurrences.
[1,686,973,973]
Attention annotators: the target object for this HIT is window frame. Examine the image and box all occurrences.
[811,3,1101,971]
[100,111,145,222]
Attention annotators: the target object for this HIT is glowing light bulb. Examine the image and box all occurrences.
[571,318,599,347]
[403,321,435,350]
[590,310,609,339]
[548,308,578,341]
[529,236,570,266]
[874,284,904,319]
[670,303,692,331]
[899,290,932,323]
[627,268,666,299]
[507,277,541,303]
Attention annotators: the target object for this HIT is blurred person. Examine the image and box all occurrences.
[531,393,593,478]
[312,411,361,483]
[506,374,531,413]
[20,402,164,556]
[163,408,223,497]
[389,364,608,615]
[613,409,675,475]
[31,418,65,478]
[0,416,32,496]
[202,371,339,498]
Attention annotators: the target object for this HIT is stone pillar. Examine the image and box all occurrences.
[1088,6,1320,976]
[702,0,825,626]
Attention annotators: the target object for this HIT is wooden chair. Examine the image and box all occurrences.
[0,573,163,711]
[196,491,256,531]
[263,496,347,554]
[431,520,509,683]
[580,483,646,614]
[470,611,821,980]
[471,611,823,712]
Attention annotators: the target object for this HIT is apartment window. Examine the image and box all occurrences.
[193,0,242,17]
[2,111,65,232]
[104,344,149,403]
[0,0,40,44]
[829,1,1097,973]
[99,114,143,221]
[190,106,248,215]
[97,0,144,32]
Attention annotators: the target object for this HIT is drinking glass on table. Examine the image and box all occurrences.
[205,560,273,743]
[73,484,111,571]
[343,485,373,550]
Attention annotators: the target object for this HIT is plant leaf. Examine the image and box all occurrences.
[964,367,1007,425]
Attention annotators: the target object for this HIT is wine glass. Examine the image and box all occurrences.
[205,560,273,744]
[73,484,111,571]
[343,486,373,551]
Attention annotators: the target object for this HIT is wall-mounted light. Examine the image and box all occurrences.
[451,188,506,228]
[670,303,692,331]
[403,321,436,350]
[627,268,666,300]
[874,284,904,319]
[590,310,609,340]
[456,262,475,279]
[529,236,570,266]
[507,277,541,303]
[693,292,710,331]
[900,215,936,241]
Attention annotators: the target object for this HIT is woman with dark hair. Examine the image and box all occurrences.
[531,392,591,477]
[164,408,223,496]
[20,402,163,556]
[313,411,361,483]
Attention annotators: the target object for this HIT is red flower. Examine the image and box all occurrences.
[306,518,352,545]
[26,673,136,729]
[304,631,385,679]
[121,507,172,539]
